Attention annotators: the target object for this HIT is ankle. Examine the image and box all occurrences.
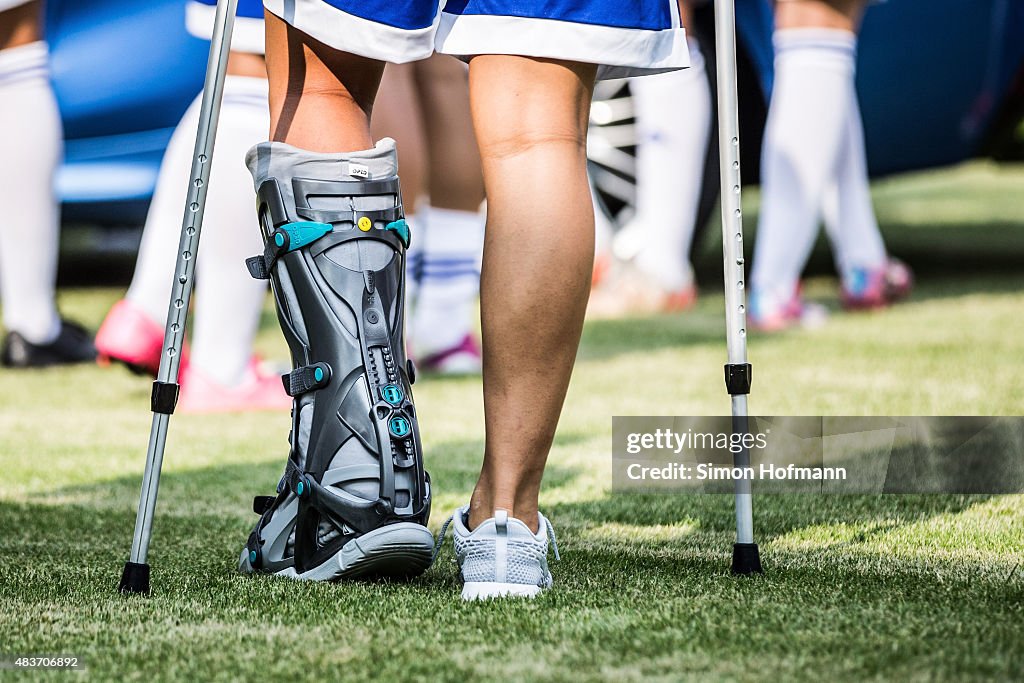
[467,492,539,533]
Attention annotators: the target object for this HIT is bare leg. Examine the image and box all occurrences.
[265,11,383,150]
[0,1,41,49]
[414,55,485,211]
[406,55,486,364]
[467,56,596,532]
[264,16,597,533]
[371,63,427,214]
[372,63,426,215]
[775,0,867,31]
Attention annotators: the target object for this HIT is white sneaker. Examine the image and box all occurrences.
[434,506,560,601]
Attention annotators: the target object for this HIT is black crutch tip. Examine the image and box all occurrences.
[731,543,763,575]
[118,562,151,595]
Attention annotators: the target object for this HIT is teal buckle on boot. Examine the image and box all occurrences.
[276,221,334,252]
[385,219,410,247]
[247,221,334,280]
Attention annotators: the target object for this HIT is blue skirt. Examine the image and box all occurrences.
[262,0,689,79]
[188,0,268,54]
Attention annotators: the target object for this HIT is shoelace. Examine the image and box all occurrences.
[432,512,456,563]
[431,511,561,562]
[544,516,561,561]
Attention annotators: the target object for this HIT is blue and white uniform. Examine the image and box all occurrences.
[263,0,689,79]
[187,0,267,55]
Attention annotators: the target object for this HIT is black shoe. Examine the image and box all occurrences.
[1,319,97,368]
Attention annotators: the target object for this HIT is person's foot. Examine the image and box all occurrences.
[748,288,828,332]
[417,334,482,375]
[1,319,97,368]
[591,249,612,289]
[587,263,698,319]
[95,299,185,376]
[435,506,559,601]
[179,359,291,413]
[841,258,914,310]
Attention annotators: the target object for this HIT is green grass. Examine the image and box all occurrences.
[2,161,1023,682]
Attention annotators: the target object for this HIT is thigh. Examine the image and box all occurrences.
[775,0,870,30]
[468,56,596,162]
[437,0,687,80]
[264,11,385,144]
[263,0,441,63]
[0,0,41,50]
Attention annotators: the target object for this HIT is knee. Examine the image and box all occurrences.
[477,126,587,163]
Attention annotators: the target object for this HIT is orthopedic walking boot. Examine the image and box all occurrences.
[238,139,433,581]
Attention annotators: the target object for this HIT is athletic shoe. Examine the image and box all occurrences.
[178,358,291,413]
[748,288,828,332]
[0,319,97,368]
[591,250,612,289]
[434,506,560,600]
[841,258,914,310]
[95,299,185,376]
[417,334,482,375]
[587,263,698,318]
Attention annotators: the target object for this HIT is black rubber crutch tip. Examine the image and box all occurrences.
[731,543,763,575]
[118,562,151,595]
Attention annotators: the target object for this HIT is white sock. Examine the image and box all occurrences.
[404,211,422,313]
[629,40,711,291]
[411,205,484,356]
[821,85,887,280]
[0,42,62,344]
[751,29,857,310]
[127,76,270,386]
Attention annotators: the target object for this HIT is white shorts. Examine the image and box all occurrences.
[264,0,689,79]
[0,0,33,12]
[187,0,267,55]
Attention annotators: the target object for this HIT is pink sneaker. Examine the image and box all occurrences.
[95,299,187,376]
[841,258,914,310]
[748,288,828,333]
[586,262,698,319]
[178,359,291,414]
[418,334,482,375]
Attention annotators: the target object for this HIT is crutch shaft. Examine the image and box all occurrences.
[120,0,240,593]
[713,0,762,573]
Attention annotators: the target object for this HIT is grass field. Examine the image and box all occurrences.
[1,162,1022,681]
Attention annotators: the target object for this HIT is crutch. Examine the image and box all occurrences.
[713,0,763,574]
[118,0,240,595]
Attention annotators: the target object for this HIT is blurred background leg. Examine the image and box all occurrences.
[410,55,485,373]
[748,0,868,331]
[0,0,94,367]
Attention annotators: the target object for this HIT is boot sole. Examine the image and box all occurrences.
[241,522,435,582]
